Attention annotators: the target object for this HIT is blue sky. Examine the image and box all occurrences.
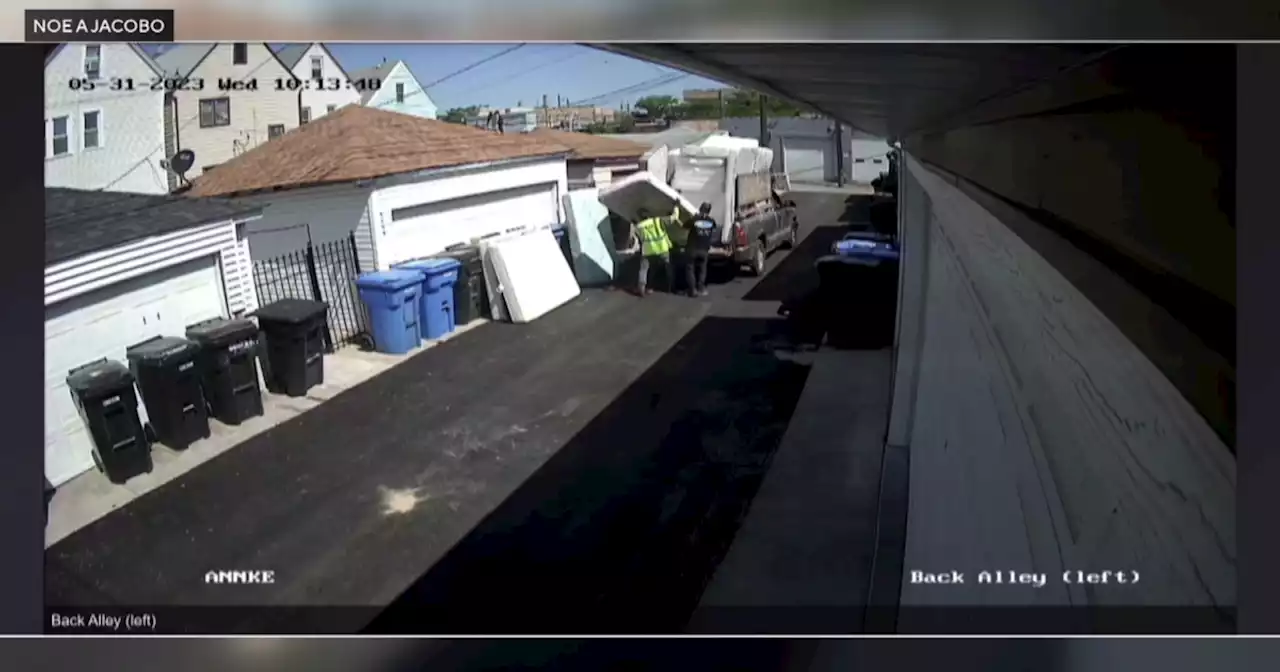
[325,43,725,111]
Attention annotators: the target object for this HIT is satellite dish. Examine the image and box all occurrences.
[168,149,195,177]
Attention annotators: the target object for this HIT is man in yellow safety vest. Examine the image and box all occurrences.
[626,206,678,297]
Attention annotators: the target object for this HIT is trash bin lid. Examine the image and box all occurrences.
[126,336,200,366]
[833,238,900,260]
[442,242,479,256]
[66,359,134,396]
[253,298,330,325]
[356,269,423,292]
[398,257,461,276]
[186,317,259,347]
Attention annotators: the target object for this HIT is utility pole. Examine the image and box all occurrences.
[758,94,770,149]
[834,121,845,186]
[718,89,725,119]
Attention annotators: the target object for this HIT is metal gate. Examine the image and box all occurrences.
[251,232,370,350]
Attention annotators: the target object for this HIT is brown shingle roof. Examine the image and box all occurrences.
[527,128,647,161]
[185,106,571,198]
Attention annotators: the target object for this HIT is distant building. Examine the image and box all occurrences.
[537,106,618,131]
[501,108,539,133]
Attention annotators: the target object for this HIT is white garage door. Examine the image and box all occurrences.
[45,256,227,486]
[380,182,560,266]
[783,136,835,184]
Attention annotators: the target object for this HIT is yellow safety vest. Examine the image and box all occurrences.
[636,216,672,256]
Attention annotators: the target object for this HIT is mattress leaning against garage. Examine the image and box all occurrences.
[487,228,582,323]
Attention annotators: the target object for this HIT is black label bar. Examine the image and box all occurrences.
[26,10,175,43]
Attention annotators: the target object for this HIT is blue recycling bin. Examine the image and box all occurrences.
[833,236,900,261]
[397,258,462,340]
[355,269,424,355]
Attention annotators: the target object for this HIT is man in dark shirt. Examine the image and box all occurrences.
[684,202,716,297]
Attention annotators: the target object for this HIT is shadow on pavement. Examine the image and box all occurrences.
[741,225,847,304]
[837,195,874,225]
[366,315,813,634]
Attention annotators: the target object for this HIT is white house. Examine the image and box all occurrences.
[44,44,171,194]
[348,59,438,120]
[44,188,261,487]
[183,106,570,269]
[154,43,301,187]
[272,43,361,123]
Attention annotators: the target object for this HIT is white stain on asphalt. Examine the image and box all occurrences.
[379,486,423,515]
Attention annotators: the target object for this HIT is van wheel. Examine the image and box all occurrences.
[747,242,767,276]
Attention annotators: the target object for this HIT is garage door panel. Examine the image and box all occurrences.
[382,182,560,264]
[44,256,226,487]
[784,136,834,184]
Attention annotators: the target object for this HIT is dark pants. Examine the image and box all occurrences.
[638,252,671,293]
[685,250,709,294]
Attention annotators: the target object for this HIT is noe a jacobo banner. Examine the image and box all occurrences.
[27,9,175,42]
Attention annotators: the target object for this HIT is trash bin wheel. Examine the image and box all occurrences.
[91,450,104,474]
[143,423,157,444]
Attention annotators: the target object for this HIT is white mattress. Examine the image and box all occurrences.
[597,171,698,223]
[478,227,540,322]
[487,229,581,323]
[562,189,616,287]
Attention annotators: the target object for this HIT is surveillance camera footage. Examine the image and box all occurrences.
[34,25,1244,638]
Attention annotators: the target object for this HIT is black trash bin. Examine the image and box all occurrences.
[186,317,264,425]
[126,336,210,450]
[66,359,152,484]
[430,244,491,324]
[815,254,899,350]
[254,298,329,398]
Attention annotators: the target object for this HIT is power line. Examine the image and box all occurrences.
[570,72,689,107]
[421,44,526,90]
[445,50,585,99]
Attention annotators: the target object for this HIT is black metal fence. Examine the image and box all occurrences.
[251,233,370,350]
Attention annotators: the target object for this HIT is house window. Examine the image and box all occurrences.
[198,97,231,128]
[395,82,405,103]
[268,124,285,140]
[83,44,102,80]
[327,104,336,114]
[49,116,70,156]
[873,158,883,164]
[310,56,323,81]
[82,110,101,149]
[232,43,248,65]
[300,107,311,124]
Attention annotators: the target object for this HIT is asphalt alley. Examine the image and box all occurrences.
[46,190,874,634]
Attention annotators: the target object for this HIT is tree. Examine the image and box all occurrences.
[635,95,679,120]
